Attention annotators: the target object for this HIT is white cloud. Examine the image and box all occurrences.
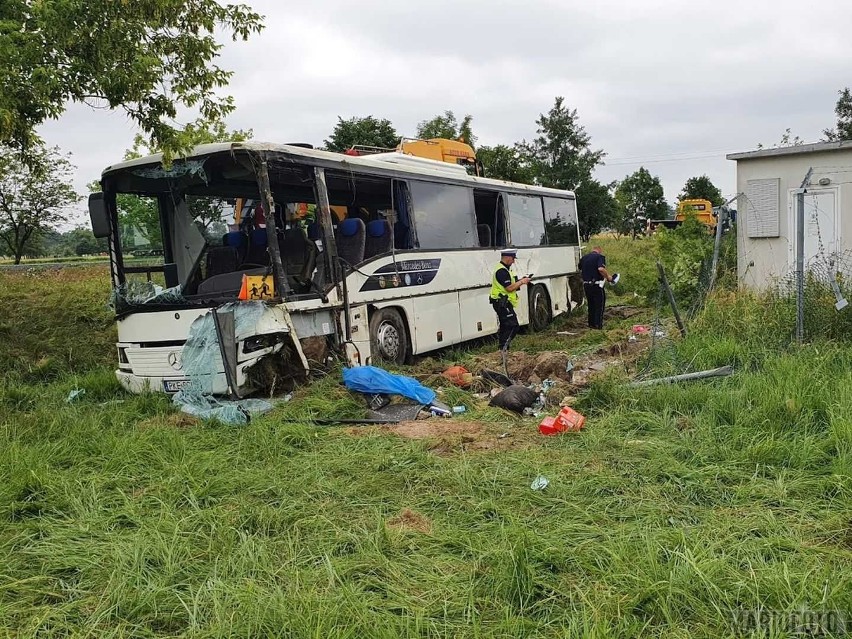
[36,0,852,210]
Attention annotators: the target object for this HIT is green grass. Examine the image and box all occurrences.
[1,259,851,637]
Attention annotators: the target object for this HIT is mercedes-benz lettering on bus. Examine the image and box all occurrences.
[89,142,583,395]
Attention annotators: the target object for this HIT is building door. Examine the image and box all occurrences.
[789,188,839,269]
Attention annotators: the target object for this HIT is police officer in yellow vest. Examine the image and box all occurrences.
[490,249,532,367]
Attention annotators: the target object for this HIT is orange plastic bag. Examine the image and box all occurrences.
[443,365,473,388]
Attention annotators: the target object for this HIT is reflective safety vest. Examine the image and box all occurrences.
[490,263,518,307]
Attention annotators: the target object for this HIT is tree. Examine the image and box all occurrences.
[679,175,724,207]
[0,143,78,263]
[757,127,804,149]
[614,167,668,238]
[0,0,263,161]
[477,145,533,183]
[519,97,607,239]
[416,111,476,146]
[521,97,605,192]
[324,116,399,152]
[69,227,108,256]
[575,180,619,241]
[823,87,852,141]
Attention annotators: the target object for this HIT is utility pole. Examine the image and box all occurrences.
[795,168,813,345]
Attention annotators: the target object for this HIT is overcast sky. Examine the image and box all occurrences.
[39,0,852,224]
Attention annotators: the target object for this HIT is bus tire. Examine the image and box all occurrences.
[369,307,411,366]
[528,284,552,332]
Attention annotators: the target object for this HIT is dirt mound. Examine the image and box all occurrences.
[606,305,644,319]
[387,420,486,440]
[387,509,432,534]
[474,351,574,383]
[348,420,536,455]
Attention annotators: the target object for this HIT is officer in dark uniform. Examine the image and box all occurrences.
[578,246,613,329]
[489,249,532,372]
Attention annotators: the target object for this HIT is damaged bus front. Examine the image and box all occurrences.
[89,142,346,396]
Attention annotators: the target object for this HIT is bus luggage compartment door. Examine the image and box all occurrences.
[412,293,463,353]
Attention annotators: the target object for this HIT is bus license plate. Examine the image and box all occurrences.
[163,379,192,393]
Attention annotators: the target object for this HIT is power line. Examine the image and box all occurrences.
[605,151,735,167]
[605,146,736,163]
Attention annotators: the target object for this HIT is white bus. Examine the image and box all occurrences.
[89,142,583,396]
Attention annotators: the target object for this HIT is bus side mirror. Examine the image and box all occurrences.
[89,193,110,238]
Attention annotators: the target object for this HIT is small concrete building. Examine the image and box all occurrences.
[727,141,852,290]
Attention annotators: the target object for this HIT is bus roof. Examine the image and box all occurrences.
[102,141,576,199]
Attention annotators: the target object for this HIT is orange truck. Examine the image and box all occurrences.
[345,137,483,176]
[647,199,717,234]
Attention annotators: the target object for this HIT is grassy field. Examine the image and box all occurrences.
[1,250,851,638]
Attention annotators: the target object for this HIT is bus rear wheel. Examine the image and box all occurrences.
[369,308,411,366]
[528,284,552,332]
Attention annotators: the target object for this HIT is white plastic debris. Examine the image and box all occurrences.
[530,475,550,491]
[65,389,85,403]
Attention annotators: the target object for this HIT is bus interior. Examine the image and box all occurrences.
[96,147,578,310]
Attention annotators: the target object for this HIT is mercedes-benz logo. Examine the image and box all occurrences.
[167,351,183,371]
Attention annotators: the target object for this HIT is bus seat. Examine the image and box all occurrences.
[279,226,318,286]
[364,219,392,259]
[206,245,239,278]
[244,228,270,266]
[334,217,366,266]
[477,224,492,247]
[224,231,248,262]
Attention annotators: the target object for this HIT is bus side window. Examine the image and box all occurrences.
[506,194,546,247]
[408,181,477,250]
[543,197,580,246]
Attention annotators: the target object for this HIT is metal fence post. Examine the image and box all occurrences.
[795,168,813,345]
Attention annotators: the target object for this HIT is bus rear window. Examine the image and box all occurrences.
[507,194,545,247]
[408,181,477,249]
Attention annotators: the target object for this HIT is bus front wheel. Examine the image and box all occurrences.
[528,284,552,332]
[369,308,411,366]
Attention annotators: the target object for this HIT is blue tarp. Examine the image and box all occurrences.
[342,366,436,405]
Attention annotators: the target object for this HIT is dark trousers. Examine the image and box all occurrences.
[584,282,606,329]
[492,299,520,351]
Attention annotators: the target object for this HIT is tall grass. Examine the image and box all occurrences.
[1,258,851,637]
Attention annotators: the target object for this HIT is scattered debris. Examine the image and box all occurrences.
[538,406,586,435]
[452,405,466,414]
[556,331,578,336]
[172,390,273,425]
[632,324,650,334]
[530,476,550,491]
[343,365,436,405]
[481,368,513,387]
[489,385,538,414]
[366,403,425,423]
[65,389,85,403]
[629,365,734,387]
[498,432,511,439]
[443,365,474,388]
